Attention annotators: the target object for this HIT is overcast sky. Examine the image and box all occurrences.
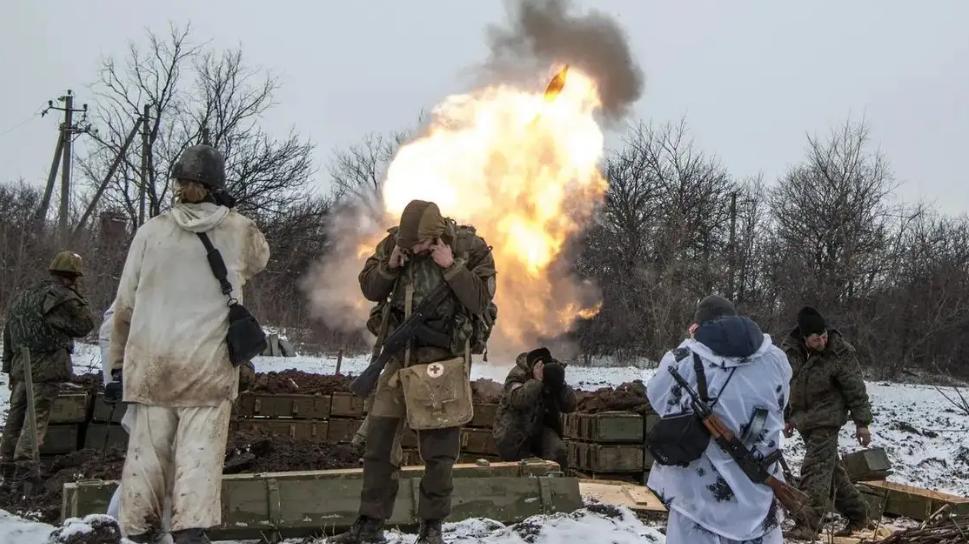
[2,1,967,214]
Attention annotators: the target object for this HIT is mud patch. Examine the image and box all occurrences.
[575,381,651,413]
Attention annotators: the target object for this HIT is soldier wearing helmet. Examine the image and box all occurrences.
[1,251,95,484]
[111,144,269,544]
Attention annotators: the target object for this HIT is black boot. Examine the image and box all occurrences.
[126,533,158,544]
[0,462,15,489]
[172,528,211,544]
[415,519,445,544]
[328,516,386,543]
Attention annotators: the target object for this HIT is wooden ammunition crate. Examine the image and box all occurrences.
[461,427,498,456]
[326,418,363,444]
[470,403,499,429]
[564,411,644,443]
[236,393,332,420]
[236,419,329,442]
[84,423,128,451]
[843,448,891,482]
[91,393,125,424]
[50,390,91,424]
[330,392,366,418]
[40,424,81,455]
[857,480,969,521]
[568,441,644,474]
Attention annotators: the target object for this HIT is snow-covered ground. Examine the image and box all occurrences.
[2,345,967,543]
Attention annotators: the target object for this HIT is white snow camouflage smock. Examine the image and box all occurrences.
[646,316,792,542]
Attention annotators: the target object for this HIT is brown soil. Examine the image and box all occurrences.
[225,430,360,473]
[248,370,352,395]
[575,381,651,413]
[471,378,504,404]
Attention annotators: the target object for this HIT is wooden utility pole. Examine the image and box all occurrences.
[138,105,149,226]
[727,191,738,300]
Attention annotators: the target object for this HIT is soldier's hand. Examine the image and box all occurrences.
[784,420,796,438]
[856,425,871,447]
[389,245,408,269]
[532,361,544,381]
[430,238,454,268]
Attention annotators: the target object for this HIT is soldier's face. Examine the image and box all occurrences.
[805,331,828,351]
[410,239,435,255]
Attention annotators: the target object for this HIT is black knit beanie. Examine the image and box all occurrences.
[797,306,827,336]
[693,295,737,324]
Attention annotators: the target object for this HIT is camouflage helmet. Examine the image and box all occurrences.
[48,251,84,277]
[171,144,226,189]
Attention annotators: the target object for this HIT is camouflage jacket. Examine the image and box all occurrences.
[783,328,873,431]
[2,279,95,383]
[359,223,496,363]
[493,352,577,459]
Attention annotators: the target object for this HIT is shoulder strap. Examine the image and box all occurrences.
[197,232,234,301]
[692,353,709,403]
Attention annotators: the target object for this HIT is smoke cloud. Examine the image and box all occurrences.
[484,0,644,120]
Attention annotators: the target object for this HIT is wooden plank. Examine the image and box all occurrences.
[569,441,644,473]
[91,393,125,423]
[858,480,969,521]
[469,403,498,429]
[236,393,332,420]
[461,427,498,455]
[40,424,80,455]
[83,423,128,451]
[578,481,666,513]
[63,461,578,539]
[49,391,91,424]
[564,412,644,443]
[330,392,366,418]
[236,419,329,442]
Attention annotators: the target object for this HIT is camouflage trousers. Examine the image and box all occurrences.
[500,427,569,474]
[797,427,868,526]
[0,380,60,462]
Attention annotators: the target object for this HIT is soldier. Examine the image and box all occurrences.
[330,200,496,544]
[783,307,873,540]
[493,347,576,472]
[110,144,269,544]
[646,296,792,544]
[1,251,95,483]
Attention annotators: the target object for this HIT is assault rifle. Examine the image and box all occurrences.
[350,283,452,398]
[668,366,812,521]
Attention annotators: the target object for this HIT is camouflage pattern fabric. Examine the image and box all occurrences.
[0,381,60,461]
[783,329,872,432]
[798,427,869,527]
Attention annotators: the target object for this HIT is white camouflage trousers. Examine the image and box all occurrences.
[118,401,231,536]
[666,508,783,544]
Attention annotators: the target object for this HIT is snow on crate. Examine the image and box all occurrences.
[48,514,121,544]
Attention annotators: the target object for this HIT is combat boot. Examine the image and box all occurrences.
[328,516,387,544]
[783,524,819,542]
[834,517,872,537]
[415,519,445,544]
[0,462,15,488]
[171,528,211,544]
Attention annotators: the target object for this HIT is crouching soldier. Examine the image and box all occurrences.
[493,348,576,472]
[1,251,95,484]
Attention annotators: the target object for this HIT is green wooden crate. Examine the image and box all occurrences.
[470,403,499,429]
[568,441,644,473]
[857,481,969,521]
[330,393,366,418]
[40,424,81,455]
[236,419,329,442]
[84,423,128,451]
[63,461,581,539]
[49,390,91,424]
[842,448,891,482]
[91,393,125,424]
[461,428,498,455]
[564,412,644,444]
[236,393,332,420]
[326,418,363,444]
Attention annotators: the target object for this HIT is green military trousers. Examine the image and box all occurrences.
[0,381,60,462]
[798,427,869,527]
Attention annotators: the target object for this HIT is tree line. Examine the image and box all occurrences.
[2,26,967,378]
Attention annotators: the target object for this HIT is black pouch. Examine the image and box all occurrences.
[198,232,267,366]
[645,353,721,467]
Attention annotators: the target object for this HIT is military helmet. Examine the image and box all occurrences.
[49,251,84,277]
[171,144,226,189]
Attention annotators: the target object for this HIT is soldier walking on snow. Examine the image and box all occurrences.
[493,347,576,472]
[330,200,497,544]
[1,252,95,485]
[109,144,269,544]
[783,307,873,540]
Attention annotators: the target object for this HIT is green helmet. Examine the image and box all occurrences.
[48,251,84,277]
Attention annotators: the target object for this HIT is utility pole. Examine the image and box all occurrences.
[39,90,87,238]
[139,105,150,226]
[727,191,738,300]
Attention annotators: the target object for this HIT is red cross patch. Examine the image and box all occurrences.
[427,363,444,378]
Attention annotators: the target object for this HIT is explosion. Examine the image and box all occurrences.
[379,66,606,354]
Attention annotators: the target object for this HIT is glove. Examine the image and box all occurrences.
[104,369,123,404]
[542,361,565,390]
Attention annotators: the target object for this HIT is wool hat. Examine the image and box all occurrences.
[397,200,446,249]
[797,306,827,336]
[693,295,737,324]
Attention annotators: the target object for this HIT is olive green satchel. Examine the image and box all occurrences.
[398,357,474,430]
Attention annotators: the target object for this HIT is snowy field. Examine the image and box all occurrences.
[1,344,967,543]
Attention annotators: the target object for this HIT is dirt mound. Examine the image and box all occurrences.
[49,514,122,544]
[248,370,352,395]
[225,430,360,473]
[471,379,503,404]
[575,381,650,413]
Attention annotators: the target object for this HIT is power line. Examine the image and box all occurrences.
[0,111,41,137]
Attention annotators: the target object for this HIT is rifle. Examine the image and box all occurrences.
[350,282,452,398]
[667,366,811,521]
